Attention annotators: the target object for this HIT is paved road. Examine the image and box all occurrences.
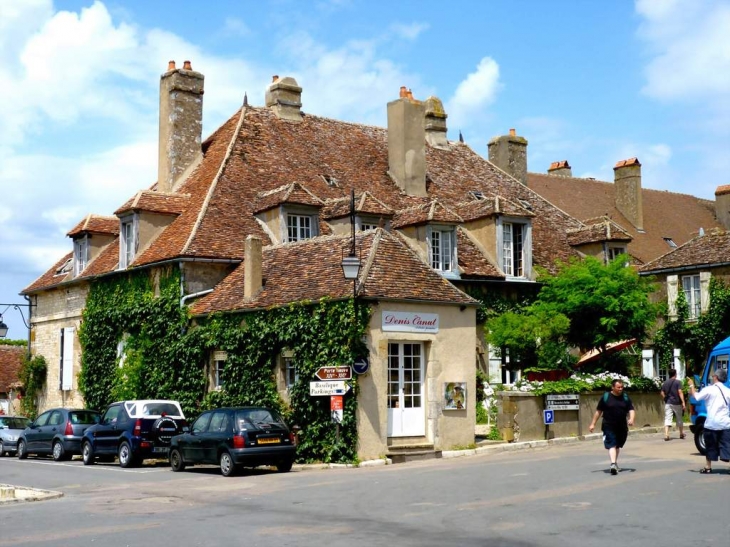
[1,433,728,547]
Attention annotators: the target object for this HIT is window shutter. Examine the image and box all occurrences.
[523,224,533,279]
[667,275,678,319]
[425,225,433,266]
[61,327,74,391]
[496,218,504,272]
[641,349,654,378]
[700,271,711,314]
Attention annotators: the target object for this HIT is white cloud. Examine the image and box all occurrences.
[221,17,250,37]
[446,57,501,134]
[390,22,429,41]
[637,0,730,103]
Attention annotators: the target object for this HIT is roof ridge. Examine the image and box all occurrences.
[182,106,247,254]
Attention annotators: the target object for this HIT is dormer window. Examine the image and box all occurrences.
[286,213,314,242]
[73,236,89,276]
[607,245,627,263]
[427,225,458,278]
[357,216,387,232]
[497,217,532,279]
[119,215,137,269]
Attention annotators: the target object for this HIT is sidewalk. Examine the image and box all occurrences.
[292,426,666,470]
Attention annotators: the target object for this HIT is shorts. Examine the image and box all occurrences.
[664,404,684,426]
[703,428,730,462]
[602,428,628,449]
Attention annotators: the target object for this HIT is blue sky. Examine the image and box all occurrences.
[1,0,729,339]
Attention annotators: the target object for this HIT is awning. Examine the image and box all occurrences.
[577,339,637,365]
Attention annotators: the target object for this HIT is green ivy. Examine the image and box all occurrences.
[18,354,47,419]
[77,267,370,464]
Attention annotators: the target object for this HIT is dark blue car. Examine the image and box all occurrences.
[17,408,99,461]
[81,400,187,468]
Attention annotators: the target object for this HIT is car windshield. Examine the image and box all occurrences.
[236,409,284,427]
[69,411,100,425]
[0,417,31,429]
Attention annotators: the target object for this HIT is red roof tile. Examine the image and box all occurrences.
[67,214,119,237]
[640,229,730,272]
[0,346,24,393]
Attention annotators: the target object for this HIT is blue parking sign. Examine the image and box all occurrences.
[543,409,554,425]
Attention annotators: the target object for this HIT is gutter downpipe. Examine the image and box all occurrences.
[180,289,214,309]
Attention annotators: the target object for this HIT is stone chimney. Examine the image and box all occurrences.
[714,185,730,229]
[613,157,643,230]
[244,235,263,300]
[158,60,204,193]
[265,75,303,121]
[424,96,448,149]
[488,129,528,185]
[547,160,572,177]
[387,87,427,197]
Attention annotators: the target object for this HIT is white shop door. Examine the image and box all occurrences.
[387,342,425,437]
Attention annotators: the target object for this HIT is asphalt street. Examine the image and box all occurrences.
[1,433,728,547]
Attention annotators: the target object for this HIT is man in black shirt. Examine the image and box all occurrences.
[589,379,636,475]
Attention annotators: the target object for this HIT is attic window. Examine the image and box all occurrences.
[321,175,339,187]
[517,198,533,211]
[55,258,73,276]
[663,237,677,248]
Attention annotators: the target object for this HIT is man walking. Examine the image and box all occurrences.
[688,368,730,474]
[661,368,685,440]
[589,379,635,475]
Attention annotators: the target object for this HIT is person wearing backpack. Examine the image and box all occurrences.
[589,379,635,475]
[687,368,730,474]
[660,368,686,441]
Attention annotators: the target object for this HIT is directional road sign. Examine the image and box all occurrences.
[310,381,352,396]
[315,366,352,381]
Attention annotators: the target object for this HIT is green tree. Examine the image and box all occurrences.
[487,255,658,371]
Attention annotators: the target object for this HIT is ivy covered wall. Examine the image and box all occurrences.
[78,266,370,463]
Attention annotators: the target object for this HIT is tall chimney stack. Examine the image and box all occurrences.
[547,160,572,177]
[265,76,303,121]
[714,185,730,230]
[424,96,448,149]
[244,235,263,300]
[613,157,643,230]
[387,87,427,197]
[488,129,528,185]
[158,60,204,193]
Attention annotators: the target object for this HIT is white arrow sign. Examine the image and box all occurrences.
[309,381,352,396]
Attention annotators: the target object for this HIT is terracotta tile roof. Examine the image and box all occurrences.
[189,229,475,315]
[528,172,721,265]
[114,191,190,216]
[549,160,570,170]
[715,185,730,197]
[391,200,464,228]
[456,228,503,278]
[321,192,394,220]
[0,346,25,393]
[252,182,324,214]
[566,218,633,246]
[67,214,119,237]
[640,229,730,273]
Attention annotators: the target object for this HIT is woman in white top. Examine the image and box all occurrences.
[688,368,730,474]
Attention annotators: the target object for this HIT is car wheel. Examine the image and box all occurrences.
[82,441,95,465]
[17,439,28,459]
[694,428,707,455]
[52,441,67,462]
[118,441,137,468]
[220,451,236,477]
[0,440,4,456]
[276,459,294,473]
[169,448,186,472]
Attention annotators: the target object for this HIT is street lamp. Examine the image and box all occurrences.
[0,300,33,358]
[340,188,361,297]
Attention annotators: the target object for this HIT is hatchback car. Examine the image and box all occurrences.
[17,408,100,461]
[82,400,187,467]
[0,416,32,456]
[169,407,296,476]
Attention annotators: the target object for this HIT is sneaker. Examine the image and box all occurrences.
[610,464,618,475]
[615,465,622,472]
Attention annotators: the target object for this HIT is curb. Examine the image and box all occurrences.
[0,484,64,505]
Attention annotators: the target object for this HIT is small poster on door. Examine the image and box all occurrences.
[444,382,466,410]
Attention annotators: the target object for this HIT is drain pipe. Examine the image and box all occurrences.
[180,289,213,308]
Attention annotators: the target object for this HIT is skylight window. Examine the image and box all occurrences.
[663,237,677,248]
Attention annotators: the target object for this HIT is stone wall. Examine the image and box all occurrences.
[496,391,663,442]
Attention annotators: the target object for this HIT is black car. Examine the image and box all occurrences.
[169,407,296,476]
[17,408,100,461]
[81,400,188,468]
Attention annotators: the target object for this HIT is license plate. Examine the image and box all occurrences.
[153,447,169,454]
[257,438,280,445]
